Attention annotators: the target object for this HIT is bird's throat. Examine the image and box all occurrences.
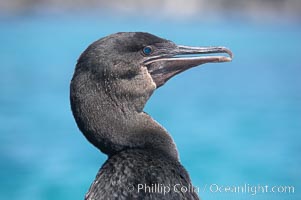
[70,71,179,160]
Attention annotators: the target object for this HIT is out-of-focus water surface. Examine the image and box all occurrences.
[0,15,300,200]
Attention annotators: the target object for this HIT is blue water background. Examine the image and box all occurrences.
[0,15,300,199]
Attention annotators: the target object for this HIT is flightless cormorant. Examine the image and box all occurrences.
[70,32,232,200]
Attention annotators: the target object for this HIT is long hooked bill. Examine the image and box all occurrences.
[145,45,233,87]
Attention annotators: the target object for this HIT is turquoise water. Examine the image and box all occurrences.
[0,15,300,200]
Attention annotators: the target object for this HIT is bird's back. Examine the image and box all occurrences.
[85,149,199,200]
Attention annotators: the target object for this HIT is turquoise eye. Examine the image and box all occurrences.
[143,46,152,55]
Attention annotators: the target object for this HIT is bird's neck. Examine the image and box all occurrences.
[70,71,178,160]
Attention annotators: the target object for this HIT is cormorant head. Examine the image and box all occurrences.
[71,32,232,157]
[75,32,232,112]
